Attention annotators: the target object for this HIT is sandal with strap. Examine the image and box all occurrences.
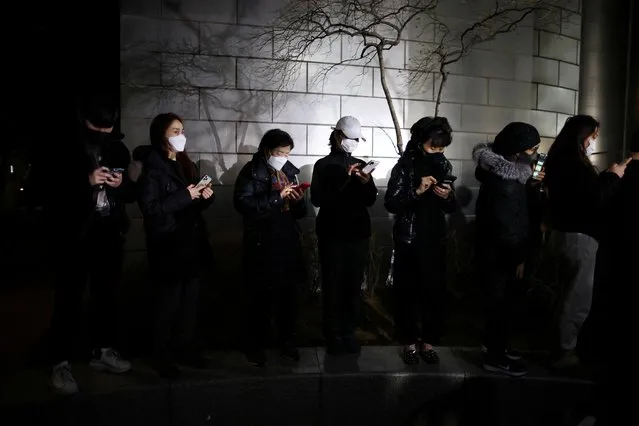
[402,344,420,365]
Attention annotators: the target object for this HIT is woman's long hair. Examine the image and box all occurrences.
[149,112,197,180]
[545,114,599,182]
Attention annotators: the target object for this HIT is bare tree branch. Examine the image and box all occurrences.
[409,0,567,116]
[254,0,439,154]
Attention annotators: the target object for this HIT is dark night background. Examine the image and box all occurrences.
[0,1,637,424]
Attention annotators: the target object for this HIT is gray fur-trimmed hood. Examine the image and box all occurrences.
[472,143,532,184]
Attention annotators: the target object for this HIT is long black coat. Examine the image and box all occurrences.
[233,153,306,285]
[137,147,214,280]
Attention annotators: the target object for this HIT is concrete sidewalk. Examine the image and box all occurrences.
[1,346,594,426]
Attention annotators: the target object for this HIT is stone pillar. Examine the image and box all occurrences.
[579,0,633,166]
[627,0,639,146]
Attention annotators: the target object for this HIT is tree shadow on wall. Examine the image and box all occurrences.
[121,3,273,178]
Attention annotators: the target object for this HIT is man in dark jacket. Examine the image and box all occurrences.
[46,92,137,395]
[311,116,378,355]
[384,116,457,365]
[473,122,541,377]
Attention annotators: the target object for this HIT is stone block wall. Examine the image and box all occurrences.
[120,0,582,257]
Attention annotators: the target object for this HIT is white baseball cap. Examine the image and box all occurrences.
[332,116,366,141]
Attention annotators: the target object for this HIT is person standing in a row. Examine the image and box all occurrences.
[234,129,307,367]
[311,116,378,355]
[136,113,215,378]
[47,92,136,395]
[543,115,628,369]
[385,116,457,365]
[473,122,542,377]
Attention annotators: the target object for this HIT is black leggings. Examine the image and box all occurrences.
[392,240,446,345]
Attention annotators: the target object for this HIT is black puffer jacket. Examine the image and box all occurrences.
[311,150,378,240]
[473,143,533,267]
[385,150,457,245]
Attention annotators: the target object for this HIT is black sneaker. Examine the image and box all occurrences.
[505,349,522,361]
[279,343,300,362]
[245,349,267,367]
[481,344,522,360]
[483,354,527,377]
[342,335,361,354]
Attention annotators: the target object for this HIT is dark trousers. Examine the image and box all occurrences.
[393,240,446,345]
[318,237,369,341]
[477,245,520,356]
[49,220,123,364]
[245,279,297,349]
[243,235,300,350]
[152,276,200,359]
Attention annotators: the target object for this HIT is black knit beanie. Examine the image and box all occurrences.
[493,122,540,157]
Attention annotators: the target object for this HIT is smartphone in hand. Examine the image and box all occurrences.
[194,175,213,191]
[533,153,547,180]
[360,160,380,175]
[110,168,126,175]
[436,175,457,187]
[292,182,311,192]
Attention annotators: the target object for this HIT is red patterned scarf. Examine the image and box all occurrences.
[269,169,291,212]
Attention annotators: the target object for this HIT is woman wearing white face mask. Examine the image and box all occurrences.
[136,113,215,378]
[543,114,629,370]
[310,116,378,355]
[233,129,307,367]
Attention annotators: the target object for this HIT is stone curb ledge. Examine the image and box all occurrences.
[1,346,594,426]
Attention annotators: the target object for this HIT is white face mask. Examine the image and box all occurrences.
[585,138,596,156]
[341,138,359,153]
[168,134,187,152]
[267,155,287,171]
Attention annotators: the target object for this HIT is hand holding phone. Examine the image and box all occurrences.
[360,160,380,175]
[532,153,547,180]
[194,175,213,191]
[292,181,311,192]
[416,176,437,195]
[436,175,457,188]
[90,167,112,186]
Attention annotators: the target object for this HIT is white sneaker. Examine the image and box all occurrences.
[50,361,79,395]
[89,348,132,373]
